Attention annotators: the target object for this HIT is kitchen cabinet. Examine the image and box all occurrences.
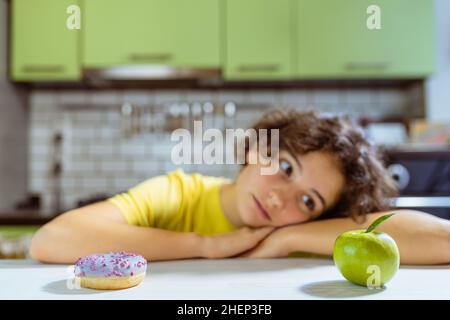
[295,0,435,78]
[224,0,294,80]
[11,0,81,81]
[10,0,435,82]
[83,0,220,69]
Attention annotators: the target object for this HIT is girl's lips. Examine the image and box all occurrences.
[251,194,272,221]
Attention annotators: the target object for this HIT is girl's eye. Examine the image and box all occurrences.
[302,194,316,212]
[280,159,293,176]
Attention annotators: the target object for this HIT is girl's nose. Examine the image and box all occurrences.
[266,191,283,211]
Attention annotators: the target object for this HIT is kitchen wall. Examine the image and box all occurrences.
[0,1,28,210]
[426,0,450,122]
[29,87,422,212]
[0,0,445,218]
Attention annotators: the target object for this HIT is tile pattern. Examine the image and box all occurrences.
[28,88,422,211]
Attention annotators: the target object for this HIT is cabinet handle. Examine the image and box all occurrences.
[22,65,65,73]
[237,64,280,73]
[128,53,172,62]
[345,62,389,70]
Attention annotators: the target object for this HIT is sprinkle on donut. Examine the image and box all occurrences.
[74,252,147,278]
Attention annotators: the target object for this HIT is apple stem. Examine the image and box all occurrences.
[365,213,396,233]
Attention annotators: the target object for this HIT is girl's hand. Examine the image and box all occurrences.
[237,227,294,258]
[201,227,275,259]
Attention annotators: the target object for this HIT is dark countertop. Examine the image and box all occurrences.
[382,146,450,159]
[0,210,60,225]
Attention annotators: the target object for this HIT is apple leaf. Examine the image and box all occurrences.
[365,213,396,233]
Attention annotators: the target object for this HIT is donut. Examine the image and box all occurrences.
[74,252,147,290]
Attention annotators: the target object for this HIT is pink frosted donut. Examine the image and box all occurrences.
[74,252,147,290]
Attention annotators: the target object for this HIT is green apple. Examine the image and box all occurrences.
[333,214,400,288]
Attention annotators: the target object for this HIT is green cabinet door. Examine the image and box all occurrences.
[296,0,435,78]
[225,0,294,80]
[11,0,81,81]
[83,0,220,69]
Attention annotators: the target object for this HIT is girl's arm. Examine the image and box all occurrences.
[30,201,274,264]
[241,210,450,265]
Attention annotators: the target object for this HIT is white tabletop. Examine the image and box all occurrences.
[1,258,449,300]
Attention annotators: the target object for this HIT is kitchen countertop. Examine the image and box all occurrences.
[0,210,59,225]
[1,258,449,300]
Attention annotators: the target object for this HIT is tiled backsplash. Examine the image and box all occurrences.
[29,87,424,212]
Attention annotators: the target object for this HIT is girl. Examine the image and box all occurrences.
[30,110,450,265]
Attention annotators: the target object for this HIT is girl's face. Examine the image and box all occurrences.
[235,149,345,227]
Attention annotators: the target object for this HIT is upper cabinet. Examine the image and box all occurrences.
[11,0,81,81]
[224,0,294,80]
[83,0,220,69]
[10,0,435,82]
[295,0,435,78]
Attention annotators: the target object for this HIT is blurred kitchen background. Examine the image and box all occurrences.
[0,0,449,258]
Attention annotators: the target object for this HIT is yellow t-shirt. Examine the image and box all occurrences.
[108,169,239,236]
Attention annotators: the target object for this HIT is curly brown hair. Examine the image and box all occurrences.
[241,109,398,223]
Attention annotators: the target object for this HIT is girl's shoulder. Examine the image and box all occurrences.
[167,168,233,190]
